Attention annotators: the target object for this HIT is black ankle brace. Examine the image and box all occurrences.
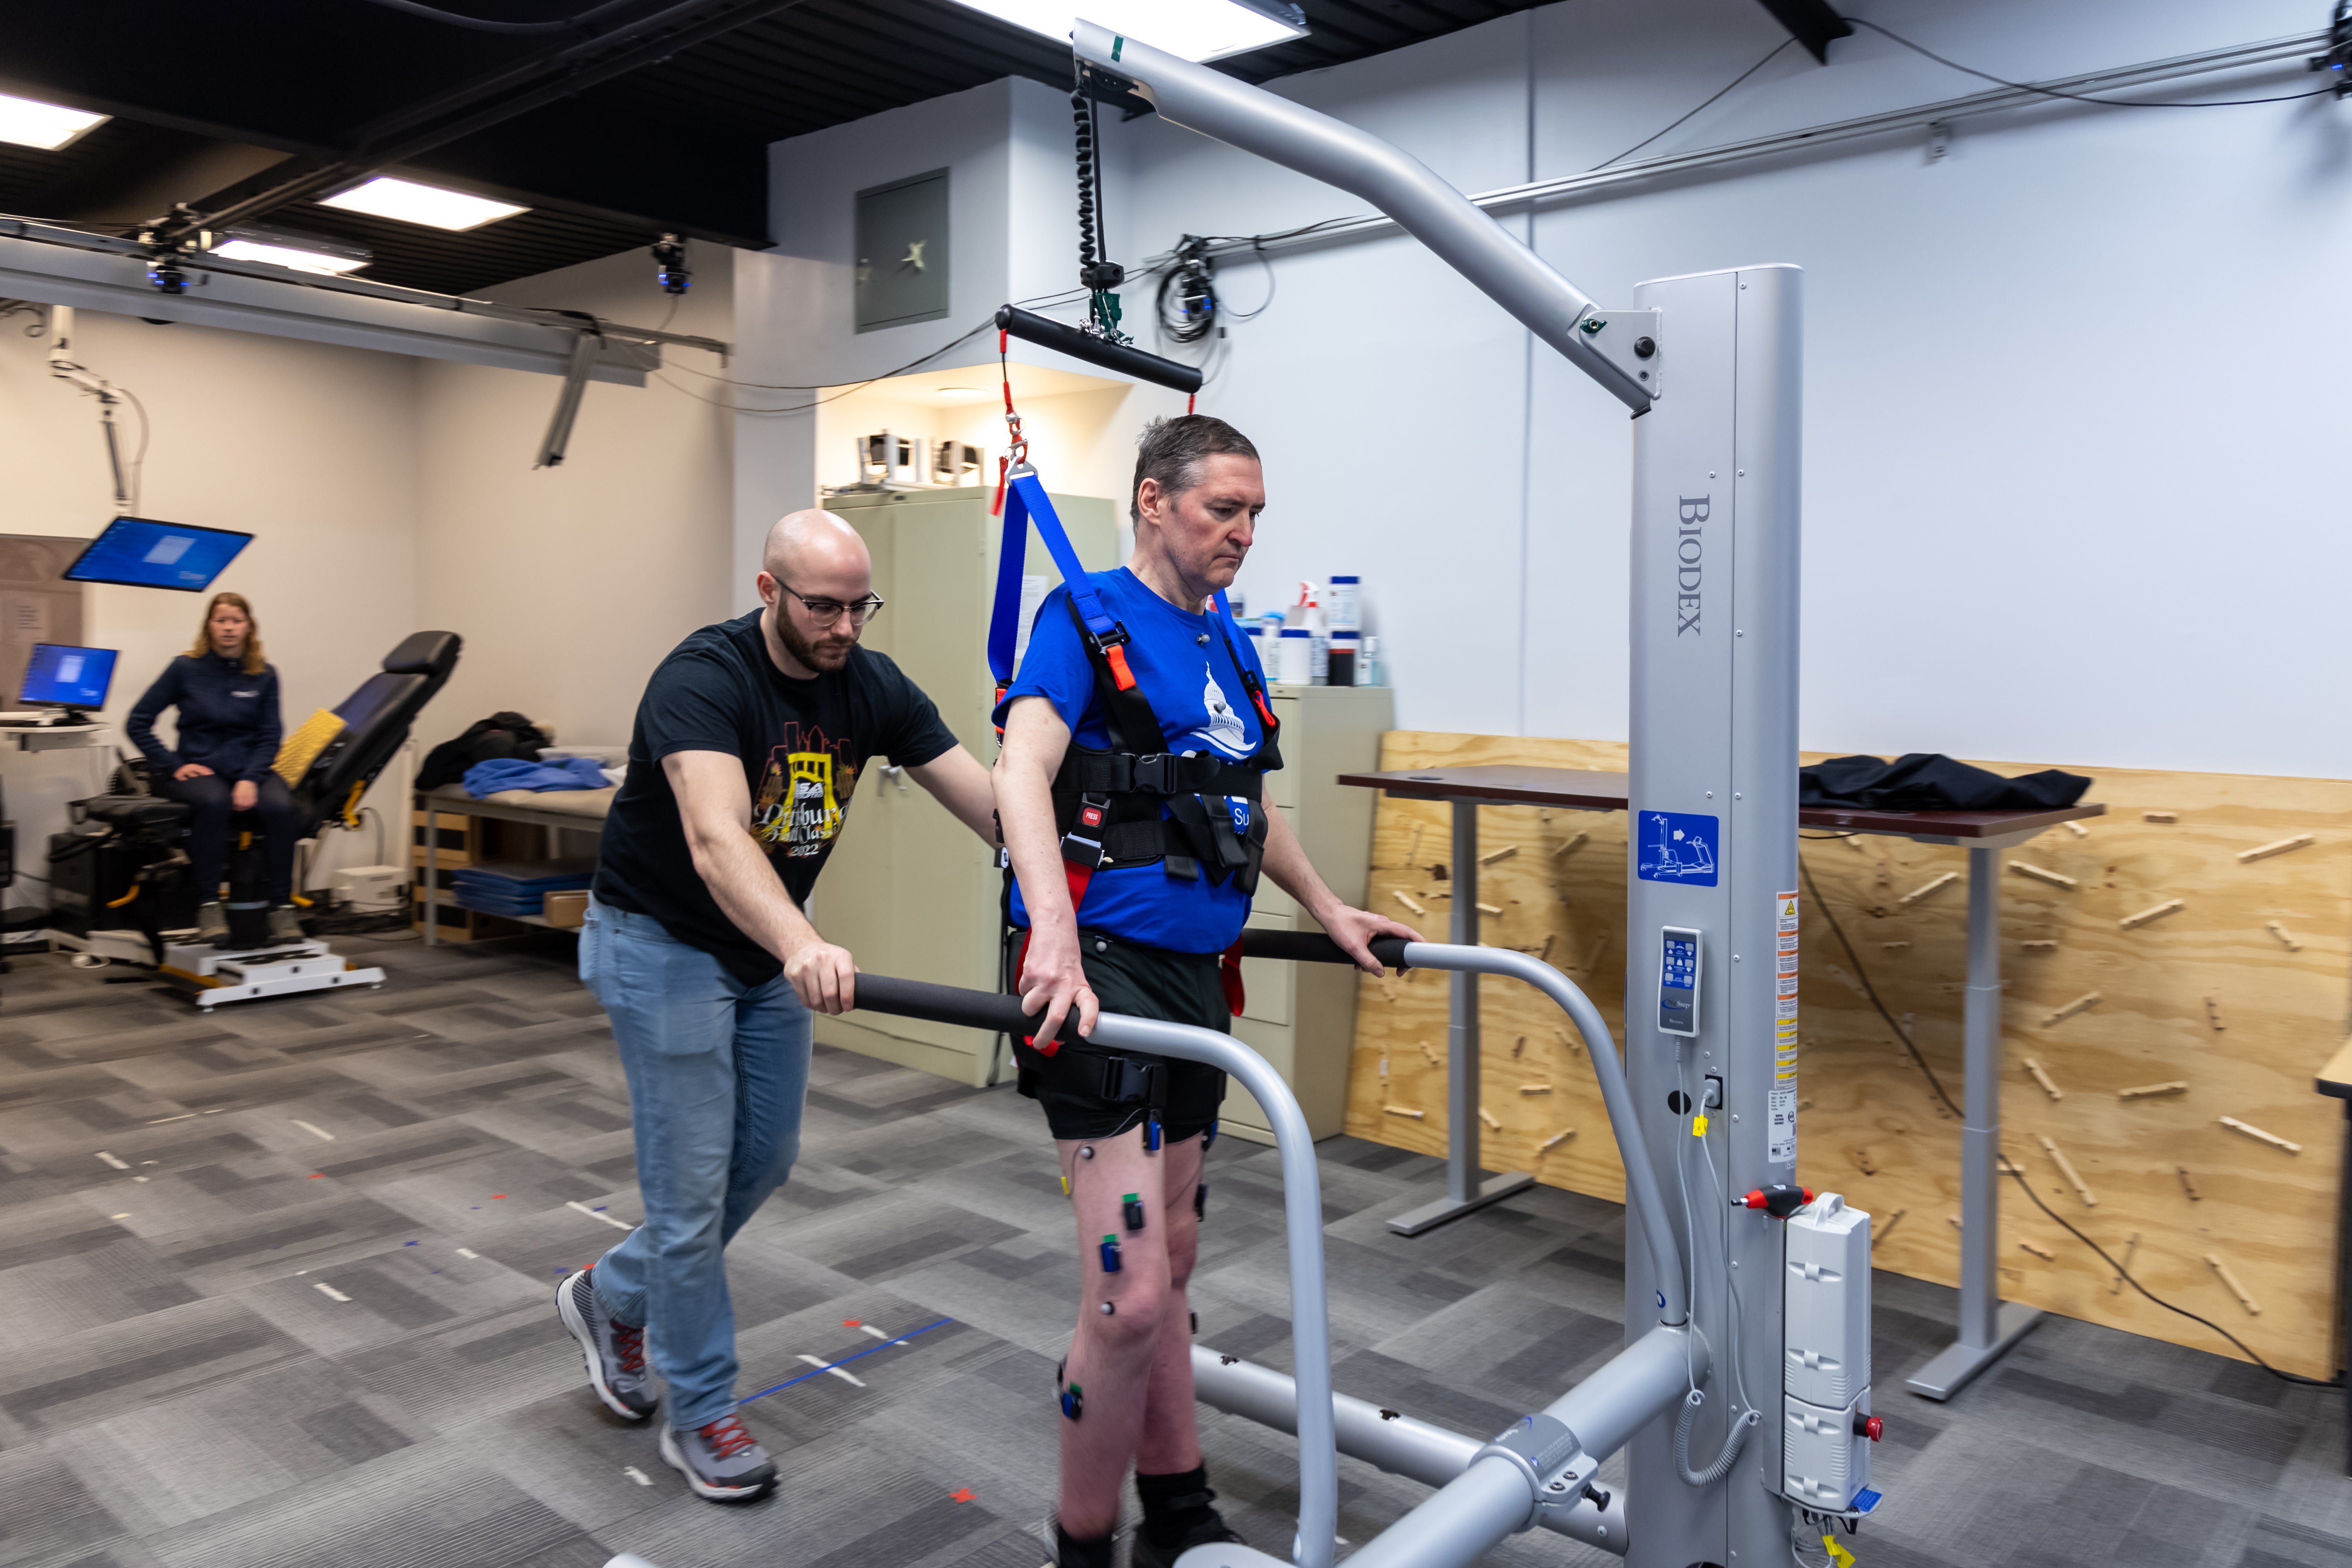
[1053,1520,1115,1568]
[1135,1465,1218,1547]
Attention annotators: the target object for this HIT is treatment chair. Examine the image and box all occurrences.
[68,631,461,1004]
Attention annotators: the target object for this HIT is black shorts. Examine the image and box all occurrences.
[1017,930,1229,1142]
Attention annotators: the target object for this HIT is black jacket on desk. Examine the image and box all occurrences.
[126,653,283,782]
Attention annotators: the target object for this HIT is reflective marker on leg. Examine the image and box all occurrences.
[1079,1145,1096,1160]
[1099,1301,1116,1315]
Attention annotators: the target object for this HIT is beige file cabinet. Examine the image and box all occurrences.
[1224,682,1393,1143]
[809,485,1119,1086]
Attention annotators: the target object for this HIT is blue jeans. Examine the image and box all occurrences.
[579,895,811,1431]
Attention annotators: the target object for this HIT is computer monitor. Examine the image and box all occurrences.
[64,517,252,592]
[20,644,117,715]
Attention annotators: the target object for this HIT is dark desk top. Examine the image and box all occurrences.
[1338,765,2105,840]
[2316,1038,2352,1100]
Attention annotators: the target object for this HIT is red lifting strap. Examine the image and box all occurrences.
[1101,643,1138,691]
[1219,938,1245,1017]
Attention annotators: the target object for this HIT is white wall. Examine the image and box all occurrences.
[0,306,421,885]
[735,74,1150,600]
[1091,0,2352,777]
[415,243,738,756]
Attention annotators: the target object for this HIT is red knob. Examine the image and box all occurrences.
[1855,1415,1883,1442]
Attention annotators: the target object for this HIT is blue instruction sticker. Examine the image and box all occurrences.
[1636,811,1719,886]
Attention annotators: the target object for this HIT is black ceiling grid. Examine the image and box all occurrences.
[0,0,1649,298]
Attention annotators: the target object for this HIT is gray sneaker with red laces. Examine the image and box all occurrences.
[555,1267,657,1421]
[661,1411,777,1501]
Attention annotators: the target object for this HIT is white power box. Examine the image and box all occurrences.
[1783,1192,1873,1509]
[332,865,405,912]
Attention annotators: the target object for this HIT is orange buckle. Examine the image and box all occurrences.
[1103,644,1137,691]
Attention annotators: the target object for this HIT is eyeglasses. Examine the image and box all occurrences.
[777,582,885,627]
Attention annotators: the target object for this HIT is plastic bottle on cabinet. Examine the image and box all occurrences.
[1357,635,1383,687]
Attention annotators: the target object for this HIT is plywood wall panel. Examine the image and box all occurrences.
[1345,732,2352,1377]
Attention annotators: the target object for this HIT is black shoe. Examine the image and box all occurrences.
[555,1267,657,1420]
[1129,1485,1244,1568]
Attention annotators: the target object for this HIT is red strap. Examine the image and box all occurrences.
[990,453,1009,518]
[1015,858,1098,1057]
[1250,691,1277,728]
[1102,643,1138,691]
[1219,937,1245,1018]
[1187,392,1196,414]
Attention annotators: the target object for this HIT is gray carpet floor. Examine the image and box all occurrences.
[0,929,2347,1568]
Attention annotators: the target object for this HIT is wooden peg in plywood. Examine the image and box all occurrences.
[2219,1115,2301,1155]
[2021,1057,2064,1100]
[2039,1135,2098,1208]
[1384,1105,1425,1120]
[1475,902,1504,917]
[1842,833,1869,854]
[2116,1081,2188,1100]
[1537,1127,1574,1154]
[1899,871,1960,907]
[2119,898,2186,931]
[1851,1147,1877,1176]
[2206,1254,2261,1316]
[1512,1034,1528,1059]
[2062,820,2091,838]
[2019,1240,2055,1261]
[1519,1083,1552,1096]
[1536,932,1556,965]
[1881,940,1912,952]
[2040,992,2102,1027]
[2238,833,2316,865]
[2021,939,2059,953]
[1378,1056,1389,1078]
[2204,995,2227,1032]
[2266,921,2303,952]
[2009,860,2078,890]
[1947,1214,1963,1234]
[2177,1165,2201,1201]
[1393,890,1427,916]
[1405,824,1423,864]
[1419,1041,1443,1068]
[1551,831,1589,860]
[2143,810,2178,824]
[1553,1025,1581,1054]
[1872,1208,1906,1249]
[2109,1232,2140,1293]
[1477,1107,1502,1132]
[1478,844,1518,867]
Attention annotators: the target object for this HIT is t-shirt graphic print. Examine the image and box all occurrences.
[752,724,859,858]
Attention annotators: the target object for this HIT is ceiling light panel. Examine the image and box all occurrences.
[943,1,1304,62]
[0,91,109,151]
[211,237,372,276]
[319,176,528,232]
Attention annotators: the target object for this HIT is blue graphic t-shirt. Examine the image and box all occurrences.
[993,568,1275,954]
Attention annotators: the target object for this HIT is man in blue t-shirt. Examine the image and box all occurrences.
[995,415,1418,1568]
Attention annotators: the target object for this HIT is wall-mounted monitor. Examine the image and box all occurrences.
[64,517,252,592]
[19,643,117,712]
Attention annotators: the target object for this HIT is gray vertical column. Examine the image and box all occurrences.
[1906,845,2041,1398]
[1388,800,1534,1237]
[1959,846,2001,1346]
[1448,801,1480,1206]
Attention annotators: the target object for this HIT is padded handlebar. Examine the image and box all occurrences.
[851,972,1088,1046]
[995,305,1205,395]
[1237,929,1413,970]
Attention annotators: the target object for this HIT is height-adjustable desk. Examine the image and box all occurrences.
[1341,763,2101,1398]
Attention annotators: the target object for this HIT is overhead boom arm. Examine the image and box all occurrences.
[1072,22,1652,413]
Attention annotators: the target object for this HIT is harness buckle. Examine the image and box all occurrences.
[1130,753,1180,793]
[1099,1055,1167,1108]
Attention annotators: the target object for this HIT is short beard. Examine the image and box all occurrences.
[773,607,856,673]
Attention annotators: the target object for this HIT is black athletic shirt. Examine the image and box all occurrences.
[594,607,958,985]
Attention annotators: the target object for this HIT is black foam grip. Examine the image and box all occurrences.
[995,305,1205,395]
[851,972,1088,1047]
[1236,929,1411,970]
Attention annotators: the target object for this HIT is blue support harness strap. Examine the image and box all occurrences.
[989,470,1118,689]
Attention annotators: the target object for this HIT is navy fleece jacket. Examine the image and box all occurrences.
[127,652,283,782]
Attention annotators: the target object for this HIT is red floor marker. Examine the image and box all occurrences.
[949,1488,975,1503]
[843,1319,861,1328]
[491,1194,507,1199]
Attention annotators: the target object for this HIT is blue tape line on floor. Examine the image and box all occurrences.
[738,1317,956,1404]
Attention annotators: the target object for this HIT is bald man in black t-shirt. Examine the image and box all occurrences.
[556,510,996,1503]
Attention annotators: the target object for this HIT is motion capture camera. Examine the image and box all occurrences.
[652,233,691,295]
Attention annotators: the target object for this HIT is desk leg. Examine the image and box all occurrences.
[1388,800,1534,1237]
[2340,1100,2351,1474]
[422,797,438,948]
[1907,843,2041,1399]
